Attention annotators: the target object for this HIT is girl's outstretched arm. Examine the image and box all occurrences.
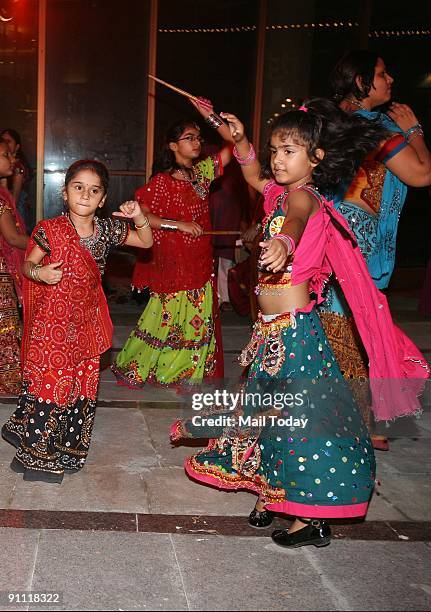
[137,204,203,238]
[114,200,153,248]
[190,97,233,167]
[220,112,269,194]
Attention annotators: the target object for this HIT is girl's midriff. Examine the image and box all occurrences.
[257,280,311,314]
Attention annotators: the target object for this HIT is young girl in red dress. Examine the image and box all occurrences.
[2,159,153,483]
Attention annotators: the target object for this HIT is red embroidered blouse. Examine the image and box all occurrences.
[132,155,222,293]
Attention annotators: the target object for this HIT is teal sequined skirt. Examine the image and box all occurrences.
[176,308,376,518]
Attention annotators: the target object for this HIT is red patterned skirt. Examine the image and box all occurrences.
[0,269,22,394]
[2,356,100,483]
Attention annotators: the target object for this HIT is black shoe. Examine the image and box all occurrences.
[271,519,331,548]
[248,507,274,529]
[10,457,26,474]
[1,425,21,449]
[63,467,81,475]
[23,468,63,484]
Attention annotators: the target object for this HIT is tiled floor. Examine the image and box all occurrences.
[0,290,430,610]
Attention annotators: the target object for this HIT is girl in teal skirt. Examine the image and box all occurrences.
[171,99,428,548]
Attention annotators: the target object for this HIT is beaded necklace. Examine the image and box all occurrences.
[343,98,368,111]
[176,166,208,200]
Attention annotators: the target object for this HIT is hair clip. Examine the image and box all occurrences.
[299,105,308,113]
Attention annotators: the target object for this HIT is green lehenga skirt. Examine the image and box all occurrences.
[112,280,221,387]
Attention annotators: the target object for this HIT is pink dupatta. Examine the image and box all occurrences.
[290,186,429,421]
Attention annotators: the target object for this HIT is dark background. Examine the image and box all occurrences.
[0,0,430,272]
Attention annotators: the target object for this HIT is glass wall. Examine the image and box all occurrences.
[44,0,150,217]
[0,0,38,226]
[1,0,429,270]
[156,0,259,160]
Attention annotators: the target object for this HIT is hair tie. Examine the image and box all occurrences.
[299,105,308,113]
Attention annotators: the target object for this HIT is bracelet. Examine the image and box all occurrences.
[406,127,424,143]
[29,263,42,282]
[205,113,223,129]
[405,123,423,138]
[233,143,256,166]
[135,216,150,230]
[160,221,178,231]
[272,234,296,255]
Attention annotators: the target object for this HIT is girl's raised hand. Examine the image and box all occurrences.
[258,239,289,273]
[113,200,143,220]
[190,97,214,119]
[219,113,245,143]
[38,261,63,285]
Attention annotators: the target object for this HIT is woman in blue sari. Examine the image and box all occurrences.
[318,50,431,448]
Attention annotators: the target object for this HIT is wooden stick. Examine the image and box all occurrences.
[148,74,200,103]
[203,230,242,235]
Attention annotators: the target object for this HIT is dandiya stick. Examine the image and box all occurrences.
[148,74,204,104]
[203,230,242,235]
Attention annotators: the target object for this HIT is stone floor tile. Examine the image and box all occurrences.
[143,408,201,467]
[298,540,431,611]
[143,466,255,516]
[376,437,431,475]
[172,533,335,611]
[0,528,41,611]
[374,473,431,521]
[9,466,149,514]
[0,462,20,509]
[365,489,406,521]
[30,530,187,611]
[88,407,159,468]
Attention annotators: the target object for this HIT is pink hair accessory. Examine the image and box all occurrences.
[299,105,308,112]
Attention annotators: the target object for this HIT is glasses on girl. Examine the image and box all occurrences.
[176,135,204,143]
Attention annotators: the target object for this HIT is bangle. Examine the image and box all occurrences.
[406,128,425,144]
[160,221,178,231]
[205,113,223,129]
[29,263,42,282]
[405,123,422,137]
[272,234,296,255]
[135,216,150,230]
[233,143,256,166]
[407,130,425,144]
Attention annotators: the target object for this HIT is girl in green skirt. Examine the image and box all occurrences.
[113,98,233,387]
